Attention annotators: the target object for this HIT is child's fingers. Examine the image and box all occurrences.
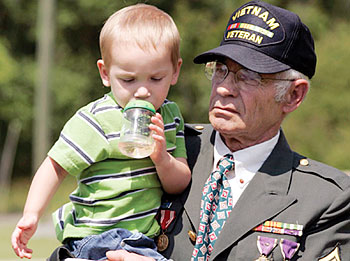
[154,112,163,121]
[151,133,166,143]
[17,240,33,259]
[12,225,34,259]
[150,115,165,138]
[21,248,33,259]
[11,228,23,255]
[150,113,164,127]
[149,124,163,135]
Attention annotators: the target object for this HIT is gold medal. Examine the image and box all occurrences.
[157,233,169,252]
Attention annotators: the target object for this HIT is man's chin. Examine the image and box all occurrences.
[210,118,242,134]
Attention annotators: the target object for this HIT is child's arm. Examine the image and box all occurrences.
[149,113,191,194]
[11,156,68,259]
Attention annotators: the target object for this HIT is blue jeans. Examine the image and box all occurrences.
[66,228,168,261]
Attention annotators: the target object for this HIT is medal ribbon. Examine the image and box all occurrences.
[160,210,175,230]
[254,221,303,236]
[257,236,277,257]
[280,239,300,260]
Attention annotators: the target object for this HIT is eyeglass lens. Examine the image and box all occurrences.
[204,61,262,86]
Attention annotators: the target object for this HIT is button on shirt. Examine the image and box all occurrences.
[213,131,280,208]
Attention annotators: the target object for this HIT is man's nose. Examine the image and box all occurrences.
[214,72,239,97]
[134,86,151,98]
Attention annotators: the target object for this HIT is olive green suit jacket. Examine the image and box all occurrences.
[160,124,350,261]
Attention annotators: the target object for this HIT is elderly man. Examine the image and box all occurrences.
[57,1,350,260]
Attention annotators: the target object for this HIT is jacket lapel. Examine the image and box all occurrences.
[210,131,298,259]
[184,126,215,230]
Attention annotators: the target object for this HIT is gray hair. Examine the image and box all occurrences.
[273,69,309,102]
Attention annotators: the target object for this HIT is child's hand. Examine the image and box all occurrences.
[149,113,168,165]
[148,113,191,194]
[11,215,38,259]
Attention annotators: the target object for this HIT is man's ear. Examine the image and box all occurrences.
[97,59,111,87]
[282,79,309,113]
[171,58,183,85]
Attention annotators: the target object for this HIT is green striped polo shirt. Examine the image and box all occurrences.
[48,92,186,242]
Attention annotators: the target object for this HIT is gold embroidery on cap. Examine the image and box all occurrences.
[231,5,280,30]
[226,30,263,44]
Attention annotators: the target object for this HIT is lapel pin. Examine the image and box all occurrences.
[188,230,197,242]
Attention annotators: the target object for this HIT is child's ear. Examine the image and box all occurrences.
[97,59,111,87]
[171,58,183,85]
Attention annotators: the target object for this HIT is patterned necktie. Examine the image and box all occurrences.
[192,154,234,261]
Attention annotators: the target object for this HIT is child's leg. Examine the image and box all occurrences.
[120,231,168,261]
[64,228,167,261]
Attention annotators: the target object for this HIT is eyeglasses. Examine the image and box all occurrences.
[204,61,296,86]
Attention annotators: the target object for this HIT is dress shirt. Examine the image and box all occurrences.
[213,131,280,208]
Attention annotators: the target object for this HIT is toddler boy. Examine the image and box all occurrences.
[11,4,190,260]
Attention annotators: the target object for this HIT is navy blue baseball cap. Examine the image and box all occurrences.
[194,0,317,79]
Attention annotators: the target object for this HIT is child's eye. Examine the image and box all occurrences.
[120,78,134,83]
[151,77,163,82]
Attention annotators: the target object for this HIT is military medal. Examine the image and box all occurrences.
[280,238,300,260]
[157,233,169,252]
[156,210,175,252]
[255,236,277,261]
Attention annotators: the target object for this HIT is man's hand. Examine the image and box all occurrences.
[106,250,155,261]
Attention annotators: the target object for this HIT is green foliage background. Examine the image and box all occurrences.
[1,0,350,185]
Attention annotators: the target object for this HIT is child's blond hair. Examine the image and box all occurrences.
[99,4,181,70]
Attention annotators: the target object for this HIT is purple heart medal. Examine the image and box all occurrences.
[255,236,277,261]
[280,239,300,260]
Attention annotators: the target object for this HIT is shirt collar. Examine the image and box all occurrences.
[213,131,280,175]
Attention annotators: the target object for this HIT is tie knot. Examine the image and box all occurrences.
[217,154,235,173]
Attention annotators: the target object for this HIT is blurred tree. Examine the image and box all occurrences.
[318,0,350,20]
[283,21,350,170]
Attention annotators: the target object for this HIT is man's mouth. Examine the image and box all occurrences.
[212,106,238,114]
